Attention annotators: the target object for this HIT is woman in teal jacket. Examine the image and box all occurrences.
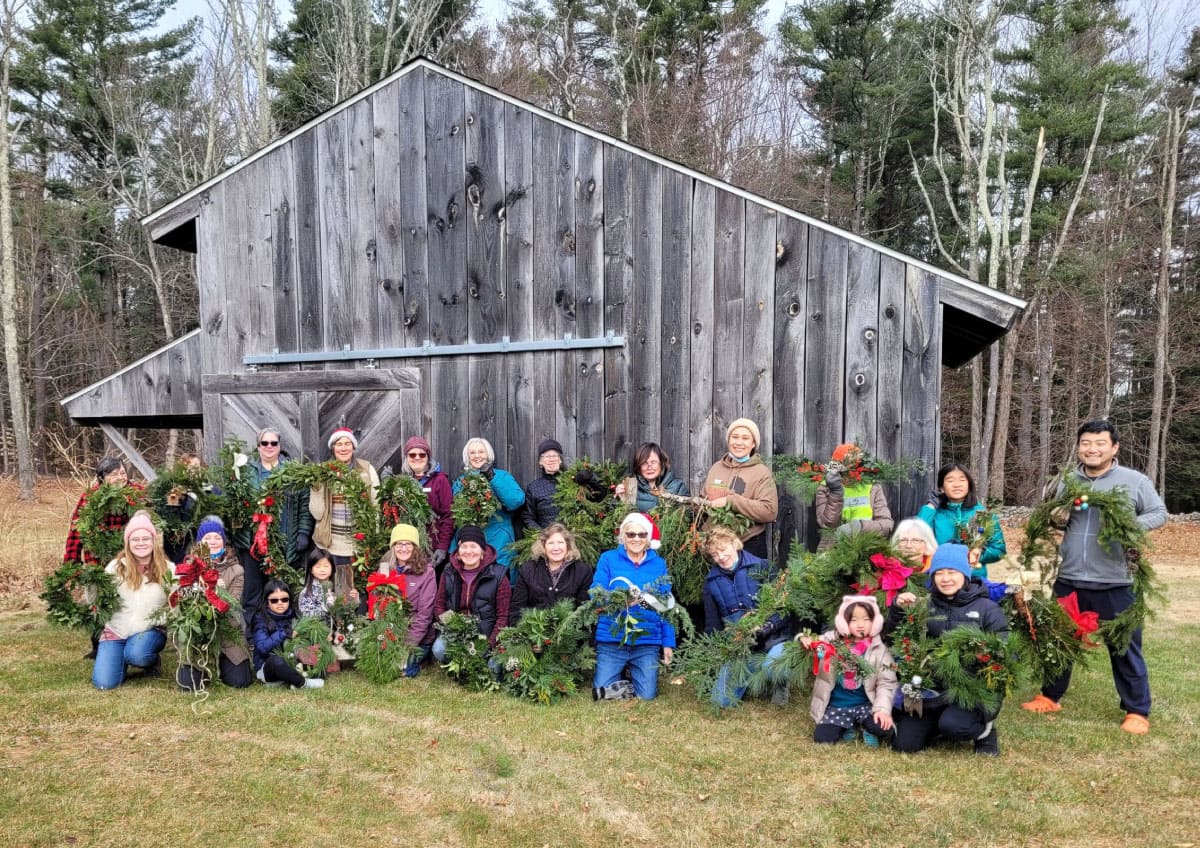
[917,462,1006,578]
[452,437,526,579]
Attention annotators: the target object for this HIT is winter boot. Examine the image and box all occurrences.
[974,723,1000,756]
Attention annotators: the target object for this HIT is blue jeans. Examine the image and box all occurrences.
[594,641,663,700]
[712,642,787,708]
[92,629,167,690]
[405,645,431,677]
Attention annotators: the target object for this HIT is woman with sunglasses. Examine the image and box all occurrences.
[590,512,676,701]
[233,426,315,624]
[251,579,324,689]
[400,435,453,573]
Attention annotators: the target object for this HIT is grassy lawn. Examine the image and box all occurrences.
[1,479,1197,847]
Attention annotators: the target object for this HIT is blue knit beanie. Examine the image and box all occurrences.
[926,544,972,587]
[197,515,226,544]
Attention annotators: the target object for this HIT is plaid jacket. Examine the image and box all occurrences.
[62,484,143,565]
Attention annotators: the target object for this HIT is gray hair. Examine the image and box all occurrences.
[891,518,938,553]
[461,437,495,468]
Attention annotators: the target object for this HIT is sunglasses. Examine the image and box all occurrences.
[407,451,427,459]
[259,440,279,447]
[267,596,290,604]
[625,532,648,539]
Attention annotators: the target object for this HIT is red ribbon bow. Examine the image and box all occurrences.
[250,513,273,558]
[1057,592,1100,647]
[852,554,914,606]
[175,556,230,614]
[365,572,407,620]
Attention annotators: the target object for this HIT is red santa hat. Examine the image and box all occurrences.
[619,512,661,550]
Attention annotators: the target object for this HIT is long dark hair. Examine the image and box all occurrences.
[935,462,979,509]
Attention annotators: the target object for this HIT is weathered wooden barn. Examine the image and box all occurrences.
[62,58,1023,544]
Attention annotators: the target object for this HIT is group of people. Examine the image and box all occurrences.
[65,416,1166,752]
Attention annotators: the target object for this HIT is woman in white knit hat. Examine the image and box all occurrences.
[308,427,380,597]
[702,418,779,561]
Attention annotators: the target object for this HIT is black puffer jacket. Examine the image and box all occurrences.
[925,579,1010,639]
[522,471,561,530]
[510,558,594,616]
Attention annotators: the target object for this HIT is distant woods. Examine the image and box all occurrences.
[1,0,1198,510]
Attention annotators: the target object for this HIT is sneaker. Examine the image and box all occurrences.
[841,728,858,743]
[974,726,1000,756]
[302,677,325,689]
[1120,713,1149,735]
[862,731,880,748]
[1021,694,1061,713]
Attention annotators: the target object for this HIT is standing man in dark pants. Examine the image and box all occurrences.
[1022,420,1167,734]
[233,427,314,625]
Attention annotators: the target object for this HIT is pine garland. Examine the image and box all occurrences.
[40,563,120,631]
[451,472,500,528]
[509,458,628,564]
[377,474,434,549]
[1022,473,1163,653]
[494,601,596,704]
[352,584,414,684]
[75,483,150,565]
[146,462,219,553]
[284,616,336,678]
[651,501,751,606]
[437,612,500,692]
[1002,591,1094,687]
[771,451,924,505]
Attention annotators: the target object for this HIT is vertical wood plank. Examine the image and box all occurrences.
[901,266,942,516]
[742,202,776,453]
[504,104,535,473]
[603,145,634,467]
[424,71,469,457]
[804,227,848,459]
[688,181,717,490]
[529,115,564,460]
[711,191,745,459]
[299,391,320,461]
[197,187,226,378]
[659,168,691,472]
[269,143,300,362]
[372,84,406,349]
[242,157,276,365]
[844,242,881,448]
[397,70,429,348]
[293,130,324,363]
[317,108,353,361]
[346,98,377,350]
[876,254,906,465]
[552,124,578,459]
[466,87,507,463]
[575,133,605,461]
[772,216,810,551]
[630,156,662,448]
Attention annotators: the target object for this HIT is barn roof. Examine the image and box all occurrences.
[141,58,1024,366]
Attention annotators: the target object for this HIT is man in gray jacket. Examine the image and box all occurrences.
[1022,420,1167,734]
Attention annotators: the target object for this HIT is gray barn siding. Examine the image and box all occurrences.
[184,66,957,545]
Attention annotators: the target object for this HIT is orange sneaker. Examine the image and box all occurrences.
[1120,713,1149,735]
[1021,694,1062,713]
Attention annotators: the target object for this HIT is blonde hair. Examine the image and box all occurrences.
[530,523,581,563]
[115,529,172,591]
[703,526,744,555]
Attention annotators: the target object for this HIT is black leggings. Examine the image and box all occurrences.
[260,654,306,688]
[814,713,894,744]
[892,704,989,753]
[177,655,254,691]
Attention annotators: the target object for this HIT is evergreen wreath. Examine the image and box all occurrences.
[75,483,150,566]
[928,626,1023,715]
[494,601,596,704]
[674,626,758,708]
[209,438,259,537]
[377,474,434,549]
[40,563,120,631]
[563,575,695,647]
[1002,590,1094,688]
[352,583,414,684]
[1021,474,1162,653]
[651,501,751,606]
[771,450,923,505]
[155,555,243,700]
[283,616,336,678]
[954,507,1001,553]
[146,462,220,553]
[437,612,500,692]
[509,458,628,565]
[451,472,499,528]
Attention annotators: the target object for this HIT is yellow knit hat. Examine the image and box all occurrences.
[389,524,420,546]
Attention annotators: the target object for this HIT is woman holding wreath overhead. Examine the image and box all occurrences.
[309,427,380,598]
[452,437,525,577]
[703,419,779,560]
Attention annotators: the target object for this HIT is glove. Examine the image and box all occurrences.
[295,533,311,554]
[927,488,941,508]
[1049,506,1070,528]
[824,466,843,493]
[483,466,496,481]
[835,519,864,538]
[431,549,449,570]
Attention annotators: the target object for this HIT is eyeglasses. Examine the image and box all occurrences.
[896,538,925,546]
[407,451,427,459]
[394,542,416,549]
[267,596,290,604]
[625,532,649,539]
[259,440,279,447]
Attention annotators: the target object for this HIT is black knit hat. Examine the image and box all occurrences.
[457,525,487,548]
[537,438,563,458]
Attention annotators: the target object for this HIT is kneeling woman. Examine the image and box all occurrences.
[887,545,1009,755]
[92,511,173,690]
[511,523,594,617]
[591,513,676,701]
[432,525,511,663]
